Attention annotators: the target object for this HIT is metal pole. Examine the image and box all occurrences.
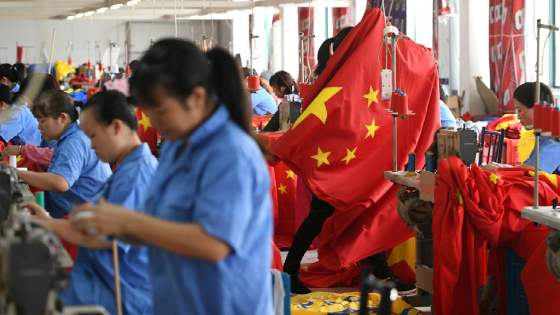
[536,19,541,104]
[299,32,304,84]
[392,37,397,91]
[534,134,540,209]
[393,115,398,172]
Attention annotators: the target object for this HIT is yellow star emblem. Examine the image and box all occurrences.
[278,184,287,194]
[455,189,464,205]
[311,147,331,168]
[138,111,153,133]
[341,147,357,165]
[286,170,295,179]
[365,118,380,139]
[363,86,379,107]
[292,87,342,129]
[388,237,416,273]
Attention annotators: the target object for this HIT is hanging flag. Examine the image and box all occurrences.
[333,8,352,36]
[135,108,158,155]
[271,8,440,285]
[298,8,316,83]
[489,0,526,115]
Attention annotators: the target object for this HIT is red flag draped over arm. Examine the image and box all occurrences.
[271,8,440,281]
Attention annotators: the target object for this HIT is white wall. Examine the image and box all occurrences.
[281,6,299,79]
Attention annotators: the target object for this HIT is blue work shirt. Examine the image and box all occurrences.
[524,136,560,174]
[141,105,273,315]
[0,105,41,145]
[45,121,112,218]
[439,100,456,128]
[59,143,157,315]
[251,88,277,115]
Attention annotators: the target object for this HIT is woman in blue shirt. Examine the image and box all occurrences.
[70,39,273,315]
[28,91,155,315]
[0,63,23,93]
[16,90,112,218]
[0,84,41,145]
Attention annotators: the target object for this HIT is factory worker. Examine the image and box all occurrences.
[313,38,334,79]
[244,68,278,115]
[269,71,300,100]
[0,63,24,93]
[65,39,272,315]
[481,82,558,173]
[2,74,60,166]
[27,91,155,315]
[16,90,112,218]
[0,84,41,145]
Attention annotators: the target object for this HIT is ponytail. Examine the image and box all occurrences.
[207,49,251,134]
[0,84,14,105]
[0,63,23,85]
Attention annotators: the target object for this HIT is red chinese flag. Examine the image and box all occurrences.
[271,8,440,280]
[135,108,158,154]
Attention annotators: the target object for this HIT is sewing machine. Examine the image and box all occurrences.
[383,127,480,307]
[278,101,302,131]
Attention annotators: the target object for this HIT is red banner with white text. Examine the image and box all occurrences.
[333,8,352,36]
[489,0,526,115]
[298,8,316,84]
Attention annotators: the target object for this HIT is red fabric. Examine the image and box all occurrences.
[272,241,283,271]
[485,115,517,131]
[252,117,271,130]
[433,156,560,314]
[271,8,440,286]
[505,122,523,139]
[135,108,158,155]
[462,111,475,121]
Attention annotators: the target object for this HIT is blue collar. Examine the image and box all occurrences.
[59,121,81,142]
[120,143,151,167]
[188,105,230,148]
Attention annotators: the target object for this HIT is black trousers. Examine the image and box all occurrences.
[283,193,392,279]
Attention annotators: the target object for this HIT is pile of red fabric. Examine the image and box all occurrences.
[433,156,560,314]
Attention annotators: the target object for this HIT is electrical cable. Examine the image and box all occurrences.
[143,0,157,51]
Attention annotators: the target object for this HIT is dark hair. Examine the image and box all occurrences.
[13,63,26,82]
[333,27,353,52]
[0,64,23,85]
[242,67,257,78]
[81,91,138,131]
[0,84,14,104]
[269,71,300,95]
[314,38,333,78]
[439,85,447,104]
[18,73,61,104]
[513,82,554,109]
[129,60,140,74]
[129,39,253,139]
[33,90,79,122]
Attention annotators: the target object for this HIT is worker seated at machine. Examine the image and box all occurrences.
[0,84,41,146]
[243,67,277,115]
[28,91,155,314]
[269,71,300,101]
[481,82,558,173]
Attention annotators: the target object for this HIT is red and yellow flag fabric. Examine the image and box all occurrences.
[135,108,158,155]
[271,8,440,282]
[434,156,560,314]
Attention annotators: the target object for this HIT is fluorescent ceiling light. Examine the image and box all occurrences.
[127,0,139,6]
[111,4,123,9]
[97,7,108,13]
[76,13,84,18]
[67,16,75,20]
[85,11,94,16]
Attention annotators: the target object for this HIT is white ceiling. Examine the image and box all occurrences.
[0,0,351,20]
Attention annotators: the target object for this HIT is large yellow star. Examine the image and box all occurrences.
[311,147,331,168]
[138,111,152,133]
[341,147,357,165]
[286,170,295,179]
[365,118,380,139]
[278,184,287,194]
[388,237,416,273]
[292,87,343,129]
[363,86,379,107]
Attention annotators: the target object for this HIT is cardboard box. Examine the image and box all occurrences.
[475,76,499,115]
[447,95,462,118]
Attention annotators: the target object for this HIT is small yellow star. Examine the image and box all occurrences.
[455,189,464,205]
[365,118,380,139]
[286,170,295,179]
[311,147,331,168]
[138,111,153,133]
[278,184,287,194]
[363,86,379,107]
[341,147,357,165]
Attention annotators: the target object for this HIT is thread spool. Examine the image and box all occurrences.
[247,76,260,90]
[542,103,554,132]
[407,152,416,176]
[35,192,45,208]
[552,107,560,136]
[87,60,92,68]
[398,92,408,115]
[9,155,16,168]
[426,151,434,173]
[391,90,400,113]
[99,63,103,71]
[68,58,72,65]
[533,101,546,131]
[125,66,130,76]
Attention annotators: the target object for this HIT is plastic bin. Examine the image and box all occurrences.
[506,248,530,314]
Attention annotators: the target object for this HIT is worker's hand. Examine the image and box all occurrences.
[70,198,132,237]
[481,162,513,171]
[32,218,110,249]
[21,202,51,220]
[1,145,21,161]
